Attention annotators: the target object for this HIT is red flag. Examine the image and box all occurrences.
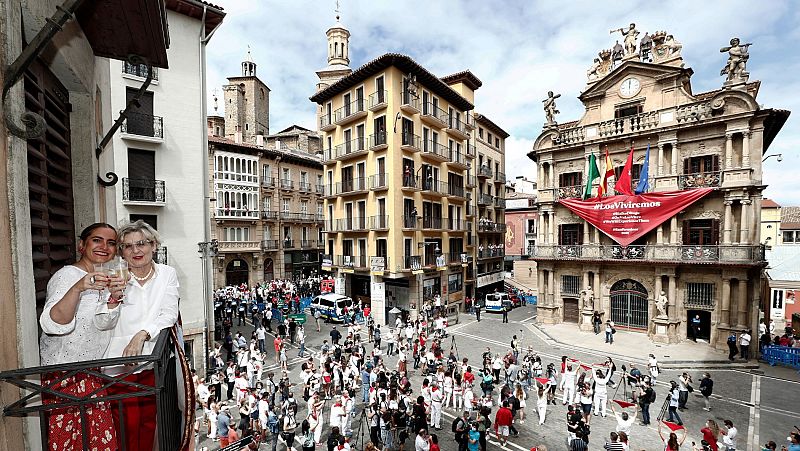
[663,421,685,431]
[615,145,635,195]
[580,364,592,372]
[598,147,614,198]
[535,377,551,386]
[613,399,636,408]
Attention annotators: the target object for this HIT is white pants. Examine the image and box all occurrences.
[453,393,462,410]
[593,391,608,416]
[312,420,324,443]
[537,405,546,425]
[343,413,352,434]
[444,390,453,408]
[430,402,442,428]
[562,383,575,404]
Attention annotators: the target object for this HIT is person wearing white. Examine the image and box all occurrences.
[721,419,738,450]
[592,368,613,417]
[534,384,548,425]
[611,402,637,435]
[562,364,578,404]
[415,430,431,451]
[647,354,660,382]
[329,397,346,432]
[197,379,211,406]
[429,383,444,429]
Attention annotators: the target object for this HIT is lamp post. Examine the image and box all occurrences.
[762,153,782,163]
[198,238,218,376]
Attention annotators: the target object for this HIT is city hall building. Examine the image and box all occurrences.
[529,31,789,348]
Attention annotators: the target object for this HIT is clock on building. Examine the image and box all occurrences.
[619,77,641,98]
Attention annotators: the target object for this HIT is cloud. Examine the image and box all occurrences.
[205,0,799,202]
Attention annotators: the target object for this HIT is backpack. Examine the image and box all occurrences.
[648,388,657,403]
[451,417,462,433]
[727,334,736,344]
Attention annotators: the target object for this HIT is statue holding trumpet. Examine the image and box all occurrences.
[720,37,752,83]
[610,23,640,58]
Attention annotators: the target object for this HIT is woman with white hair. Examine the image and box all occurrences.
[96,220,180,451]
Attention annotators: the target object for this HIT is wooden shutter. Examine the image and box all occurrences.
[577,223,584,245]
[25,60,75,307]
[558,224,564,245]
[711,219,720,245]
[128,148,155,180]
[711,155,720,172]
[683,158,690,175]
[682,220,690,245]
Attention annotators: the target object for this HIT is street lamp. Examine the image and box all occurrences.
[762,153,783,163]
[198,238,218,375]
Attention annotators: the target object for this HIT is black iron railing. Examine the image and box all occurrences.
[0,329,189,451]
[123,62,158,80]
[121,112,163,138]
[122,178,166,203]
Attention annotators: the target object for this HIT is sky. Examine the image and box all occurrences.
[205,0,799,205]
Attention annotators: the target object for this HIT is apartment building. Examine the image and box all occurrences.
[208,56,324,286]
[470,113,509,299]
[529,33,789,349]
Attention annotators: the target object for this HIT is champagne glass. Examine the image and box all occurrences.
[93,263,108,297]
[106,258,129,300]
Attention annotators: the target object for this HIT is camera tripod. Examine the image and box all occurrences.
[349,406,370,449]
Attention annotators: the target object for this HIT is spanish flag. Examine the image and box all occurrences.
[597,147,614,198]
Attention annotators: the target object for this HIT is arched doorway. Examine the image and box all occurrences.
[610,279,648,329]
[225,259,249,286]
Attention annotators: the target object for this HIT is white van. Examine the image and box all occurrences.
[310,293,354,322]
[484,292,511,312]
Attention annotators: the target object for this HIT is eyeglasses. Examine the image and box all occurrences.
[119,239,153,251]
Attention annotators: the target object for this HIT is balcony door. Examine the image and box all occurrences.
[126,87,154,136]
[355,86,364,111]
[341,166,353,192]
[128,149,156,201]
[558,223,583,246]
[404,198,416,228]
[373,116,386,144]
[402,118,414,145]
[345,203,353,229]
[683,219,719,245]
[684,155,719,174]
[357,201,366,229]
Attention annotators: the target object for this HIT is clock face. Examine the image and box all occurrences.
[619,78,641,97]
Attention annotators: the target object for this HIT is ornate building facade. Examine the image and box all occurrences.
[529,27,789,349]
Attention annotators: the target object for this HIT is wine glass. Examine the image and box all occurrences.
[106,258,129,299]
[93,263,108,297]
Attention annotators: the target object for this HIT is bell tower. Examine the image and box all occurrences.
[223,47,270,143]
[316,2,353,93]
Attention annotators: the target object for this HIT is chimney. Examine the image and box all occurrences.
[234,125,243,144]
[255,134,264,147]
[275,139,282,151]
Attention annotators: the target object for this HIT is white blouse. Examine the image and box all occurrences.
[39,265,119,366]
[96,263,179,361]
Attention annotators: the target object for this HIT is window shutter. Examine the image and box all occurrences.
[558,224,564,245]
[712,155,720,172]
[577,223,584,245]
[576,172,583,187]
[711,219,720,245]
[683,159,690,175]
[682,220,690,245]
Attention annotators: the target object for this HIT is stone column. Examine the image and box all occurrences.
[657,143,664,176]
[583,220,590,245]
[594,271,602,315]
[547,270,555,307]
[723,200,733,245]
[548,212,555,245]
[594,227,600,243]
[538,270,545,299]
[737,279,748,329]
[724,133,733,169]
[548,164,555,189]
[742,132,751,168]
[670,141,678,175]
[668,274,677,322]
[720,277,731,328]
[657,225,663,243]
[740,199,751,244]
[537,212,545,244]
[670,216,678,244]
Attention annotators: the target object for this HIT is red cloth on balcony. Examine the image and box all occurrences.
[42,371,119,451]
[108,369,157,451]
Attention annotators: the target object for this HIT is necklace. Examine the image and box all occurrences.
[131,263,154,281]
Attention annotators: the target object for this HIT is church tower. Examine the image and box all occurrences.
[223,49,270,143]
[315,9,353,93]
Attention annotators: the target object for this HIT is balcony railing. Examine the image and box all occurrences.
[478,248,505,259]
[449,218,467,231]
[262,176,276,188]
[282,239,296,249]
[495,171,506,183]
[447,251,466,265]
[465,112,476,130]
[320,115,334,131]
[121,112,163,138]
[401,132,422,151]
[337,255,367,268]
[316,184,325,195]
[216,208,259,219]
[336,217,367,231]
[448,115,468,136]
[449,148,468,167]
[678,171,722,189]
[300,239,320,248]
[369,173,388,190]
[336,177,367,194]
[466,143,476,158]
[369,215,390,229]
[556,184,582,200]
[598,111,659,138]
[0,329,187,451]
[478,165,492,178]
[219,241,260,251]
[422,216,446,230]
[494,197,506,209]
[334,98,367,124]
[401,90,421,112]
[154,246,168,264]
[478,222,506,233]
[403,175,420,190]
[402,215,418,229]
[403,255,422,270]
[421,102,449,125]
[123,62,158,80]
[280,179,294,190]
[298,181,312,192]
[448,184,465,198]
[368,90,388,110]
[335,137,367,159]
[122,178,165,203]
[530,244,765,264]
[262,239,279,250]
[422,140,449,161]
[262,211,278,220]
[466,174,477,188]
[421,179,448,195]
[466,203,475,217]
[478,193,493,206]
[369,132,388,150]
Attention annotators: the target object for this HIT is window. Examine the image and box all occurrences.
[262,164,271,179]
[685,282,715,308]
[300,201,308,214]
[225,227,250,241]
[478,128,484,139]
[558,223,583,245]
[682,219,719,245]
[300,171,308,185]
[527,219,536,234]
[317,203,323,216]
[615,163,643,181]
[282,167,290,181]
[558,171,583,187]
[783,230,800,243]
[615,103,643,118]
[448,273,463,293]
[495,138,500,148]
[683,155,719,174]
[263,197,271,211]
[282,198,290,212]
[130,214,157,230]
[772,289,784,309]
[561,275,580,296]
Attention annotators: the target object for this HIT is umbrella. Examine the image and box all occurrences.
[389,307,402,314]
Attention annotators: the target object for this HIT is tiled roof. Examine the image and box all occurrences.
[693,81,760,101]
[506,191,537,199]
[762,198,781,208]
[310,53,474,111]
[474,113,510,138]
[208,135,322,166]
[440,70,483,90]
[781,206,800,224]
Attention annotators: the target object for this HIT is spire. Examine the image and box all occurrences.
[326,0,350,67]
[242,45,256,77]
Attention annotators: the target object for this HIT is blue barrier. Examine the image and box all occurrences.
[761,345,800,369]
[525,295,537,305]
[300,296,312,310]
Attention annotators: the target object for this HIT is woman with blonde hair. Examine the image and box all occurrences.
[514,383,527,423]
[700,419,721,451]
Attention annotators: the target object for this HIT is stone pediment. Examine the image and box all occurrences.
[579,60,692,101]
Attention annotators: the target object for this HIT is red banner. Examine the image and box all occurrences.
[558,188,713,246]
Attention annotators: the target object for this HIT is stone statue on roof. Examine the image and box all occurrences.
[611,23,640,59]
[587,57,601,82]
[720,37,751,85]
[651,31,683,65]
[542,91,561,126]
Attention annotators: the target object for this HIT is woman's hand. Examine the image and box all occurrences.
[106,274,127,304]
[123,330,150,357]
[80,272,109,291]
